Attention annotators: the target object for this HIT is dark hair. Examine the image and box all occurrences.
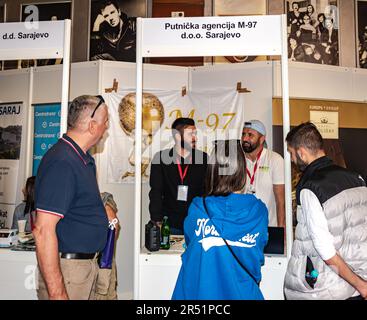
[171,117,195,136]
[307,4,315,14]
[24,176,36,216]
[318,13,326,20]
[286,122,324,154]
[99,0,120,12]
[205,140,246,196]
[67,95,100,130]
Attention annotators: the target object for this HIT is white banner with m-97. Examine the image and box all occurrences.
[103,88,245,184]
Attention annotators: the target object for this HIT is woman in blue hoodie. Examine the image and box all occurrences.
[172,140,268,300]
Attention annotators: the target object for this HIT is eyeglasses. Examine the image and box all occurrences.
[91,95,105,118]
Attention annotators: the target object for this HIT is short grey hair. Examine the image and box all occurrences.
[67,95,99,130]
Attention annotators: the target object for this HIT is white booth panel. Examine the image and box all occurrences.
[139,252,287,300]
[0,250,37,300]
[352,68,367,102]
[33,62,99,104]
[0,70,29,104]
[273,61,355,101]
[101,61,188,90]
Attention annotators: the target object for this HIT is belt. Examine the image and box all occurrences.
[60,252,98,260]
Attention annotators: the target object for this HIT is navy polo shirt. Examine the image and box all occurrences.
[35,134,108,253]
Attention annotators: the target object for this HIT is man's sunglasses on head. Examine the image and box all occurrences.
[91,95,105,118]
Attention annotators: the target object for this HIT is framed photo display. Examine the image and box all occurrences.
[285,0,340,65]
[89,0,146,63]
[356,0,367,68]
[213,0,267,64]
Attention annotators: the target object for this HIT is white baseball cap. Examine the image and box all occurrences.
[243,120,266,136]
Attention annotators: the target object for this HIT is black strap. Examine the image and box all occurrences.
[202,197,260,286]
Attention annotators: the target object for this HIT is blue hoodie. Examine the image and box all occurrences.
[172,193,268,300]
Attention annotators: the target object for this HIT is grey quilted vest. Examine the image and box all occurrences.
[284,157,367,300]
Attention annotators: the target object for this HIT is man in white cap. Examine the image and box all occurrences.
[241,120,285,227]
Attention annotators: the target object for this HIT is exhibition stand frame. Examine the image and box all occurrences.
[134,15,292,299]
[0,19,71,177]
[0,57,366,300]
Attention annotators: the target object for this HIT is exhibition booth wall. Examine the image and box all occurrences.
[0,60,366,299]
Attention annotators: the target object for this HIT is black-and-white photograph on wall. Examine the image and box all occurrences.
[19,2,71,68]
[90,0,146,63]
[285,0,339,65]
[357,0,367,68]
[213,0,267,64]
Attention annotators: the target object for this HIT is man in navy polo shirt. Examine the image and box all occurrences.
[33,95,109,300]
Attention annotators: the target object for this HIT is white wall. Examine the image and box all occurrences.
[273,61,367,102]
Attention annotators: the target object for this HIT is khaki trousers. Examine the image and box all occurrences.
[37,257,99,300]
[94,258,118,300]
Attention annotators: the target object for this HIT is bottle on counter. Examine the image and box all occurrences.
[145,220,160,252]
[160,216,170,250]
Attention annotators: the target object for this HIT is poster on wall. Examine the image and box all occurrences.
[33,104,61,176]
[89,0,146,62]
[17,2,72,69]
[310,109,338,139]
[213,0,267,64]
[103,88,245,183]
[0,102,24,228]
[357,0,367,68]
[285,0,339,65]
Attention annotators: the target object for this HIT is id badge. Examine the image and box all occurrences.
[177,185,188,201]
[247,184,256,194]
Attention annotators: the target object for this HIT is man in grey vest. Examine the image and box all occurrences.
[284,122,367,300]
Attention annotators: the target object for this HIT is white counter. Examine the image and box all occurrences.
[0,249,37,300]
[139,248,287,300]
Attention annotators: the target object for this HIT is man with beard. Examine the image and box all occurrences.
[241,120,285,227]
[91,0,136,62]
[149,118,208,235]
[284,122,367,300]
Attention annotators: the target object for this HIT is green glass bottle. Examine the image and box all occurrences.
[160,216,170,250]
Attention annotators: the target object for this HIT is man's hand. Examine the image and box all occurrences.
[93,14,106,32]
[105,204,120,237]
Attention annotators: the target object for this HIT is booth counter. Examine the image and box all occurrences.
[139,248,287,300]
[0,249,37,300]
[0,247,286,300]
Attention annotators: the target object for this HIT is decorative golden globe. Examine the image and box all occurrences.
[118,92,165,180]
[118,92,164,136]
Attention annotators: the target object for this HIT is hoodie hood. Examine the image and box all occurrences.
[190,193,268,240]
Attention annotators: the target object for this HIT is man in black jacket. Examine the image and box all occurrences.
[149,118,208,235]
